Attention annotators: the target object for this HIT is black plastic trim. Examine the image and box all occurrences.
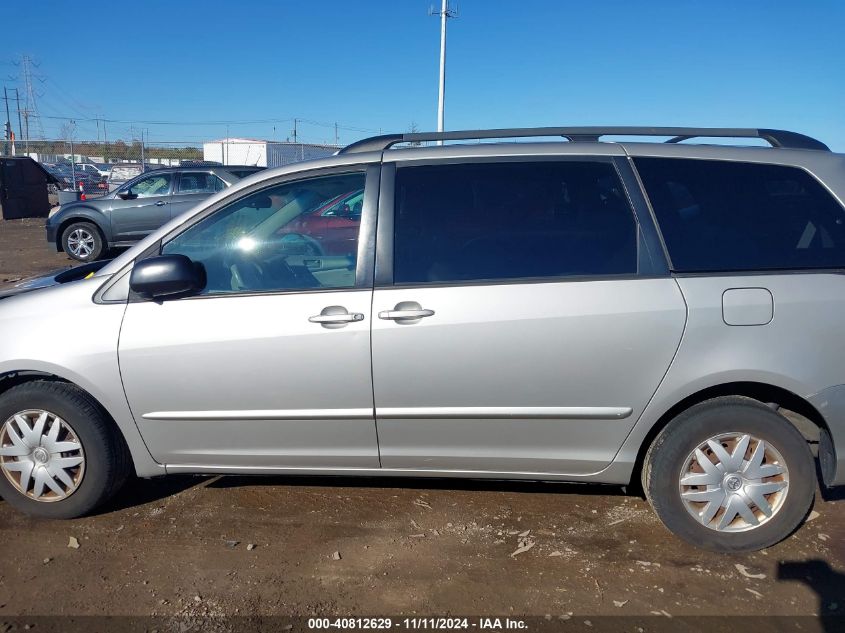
[382,273,669,292]
[374,162,396,287]
[614,156,672,275]
[354,165,381,288]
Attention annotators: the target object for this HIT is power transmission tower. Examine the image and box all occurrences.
[17,55,45,141]
[430,1,458,144]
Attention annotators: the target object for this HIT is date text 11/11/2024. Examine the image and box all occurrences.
[306,617,529,630]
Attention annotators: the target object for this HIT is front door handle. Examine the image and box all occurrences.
[309,313,364,324]
[309,305,364,328]
[155,200,166,206]
[378,301,435,322]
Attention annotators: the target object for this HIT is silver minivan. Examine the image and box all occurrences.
[1,127,843,552]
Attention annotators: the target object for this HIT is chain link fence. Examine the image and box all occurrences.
[1,138,341,200]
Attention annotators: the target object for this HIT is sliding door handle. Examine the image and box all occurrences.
[378,309,434,320]
[378,301,435,322]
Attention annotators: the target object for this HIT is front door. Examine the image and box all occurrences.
[371,158,687,475]
[108,171,173,242]
[119,168,380,468]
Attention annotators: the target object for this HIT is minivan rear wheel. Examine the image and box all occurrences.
[0,381,130,518]
[643,396,815,552]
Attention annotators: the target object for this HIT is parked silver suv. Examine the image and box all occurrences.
[1,127,842,552]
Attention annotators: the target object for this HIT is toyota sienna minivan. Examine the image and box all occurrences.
[1,126,843,553]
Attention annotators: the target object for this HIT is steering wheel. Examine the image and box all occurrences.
[223,248,266,291]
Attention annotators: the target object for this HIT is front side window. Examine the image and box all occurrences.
[125,173,172,198]
[393,161,637,284]
[179,172,226,194]
[162,172,366,294]
[635,158,845,272]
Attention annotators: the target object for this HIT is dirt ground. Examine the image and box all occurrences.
[0,218,74,287]
[0,218,843,626]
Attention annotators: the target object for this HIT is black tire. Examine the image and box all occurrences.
[643,396,815,552]
[61,221,104,262]
[0,381,130,519]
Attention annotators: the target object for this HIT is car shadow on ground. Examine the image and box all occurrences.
[778,560,845,631]
[203,473,627,498]
[87,466,841,519]
[94,474,211,515]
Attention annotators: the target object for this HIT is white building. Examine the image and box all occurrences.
[202,138,337,168]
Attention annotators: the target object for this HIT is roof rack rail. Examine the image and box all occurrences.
[339,126,830,154]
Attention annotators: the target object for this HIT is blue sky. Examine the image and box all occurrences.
[3,0,845,149]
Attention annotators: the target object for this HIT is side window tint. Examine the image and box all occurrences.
[128,173,171,198]
[179,172,226,194]
[162,172,366,294]
[635,158,845,272]
[393,161,637,284]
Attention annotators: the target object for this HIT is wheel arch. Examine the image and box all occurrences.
[0,369,160,477]
[56,211,108,253]
[631,381,828,491]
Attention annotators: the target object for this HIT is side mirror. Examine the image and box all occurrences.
[118,191,137,200]
[129,255,204,300]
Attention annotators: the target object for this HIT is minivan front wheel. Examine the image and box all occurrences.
[0,381,129,518]
[643,396,815,552]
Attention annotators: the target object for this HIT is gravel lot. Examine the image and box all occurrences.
[0,218,843,626]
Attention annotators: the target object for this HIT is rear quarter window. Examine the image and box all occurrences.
[635,157,845,272]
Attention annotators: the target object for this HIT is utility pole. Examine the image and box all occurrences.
[14,89,23,152]
[69,120,76,188]
[3,87,11,155]
[334,122,338,147]
[103,116,108,162]
[292,118,298,144]
[431,0,458,145]
[140,128,145,171]
[23,109,29,154]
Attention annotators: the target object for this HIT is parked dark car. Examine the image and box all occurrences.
[43,165,104,193]
[46,166,263,261]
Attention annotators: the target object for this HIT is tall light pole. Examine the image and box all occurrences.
[431,1,457,144]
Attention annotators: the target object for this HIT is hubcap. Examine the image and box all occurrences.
[67,229,95,258]
[0,410,85,502]
[679,433,789,532]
